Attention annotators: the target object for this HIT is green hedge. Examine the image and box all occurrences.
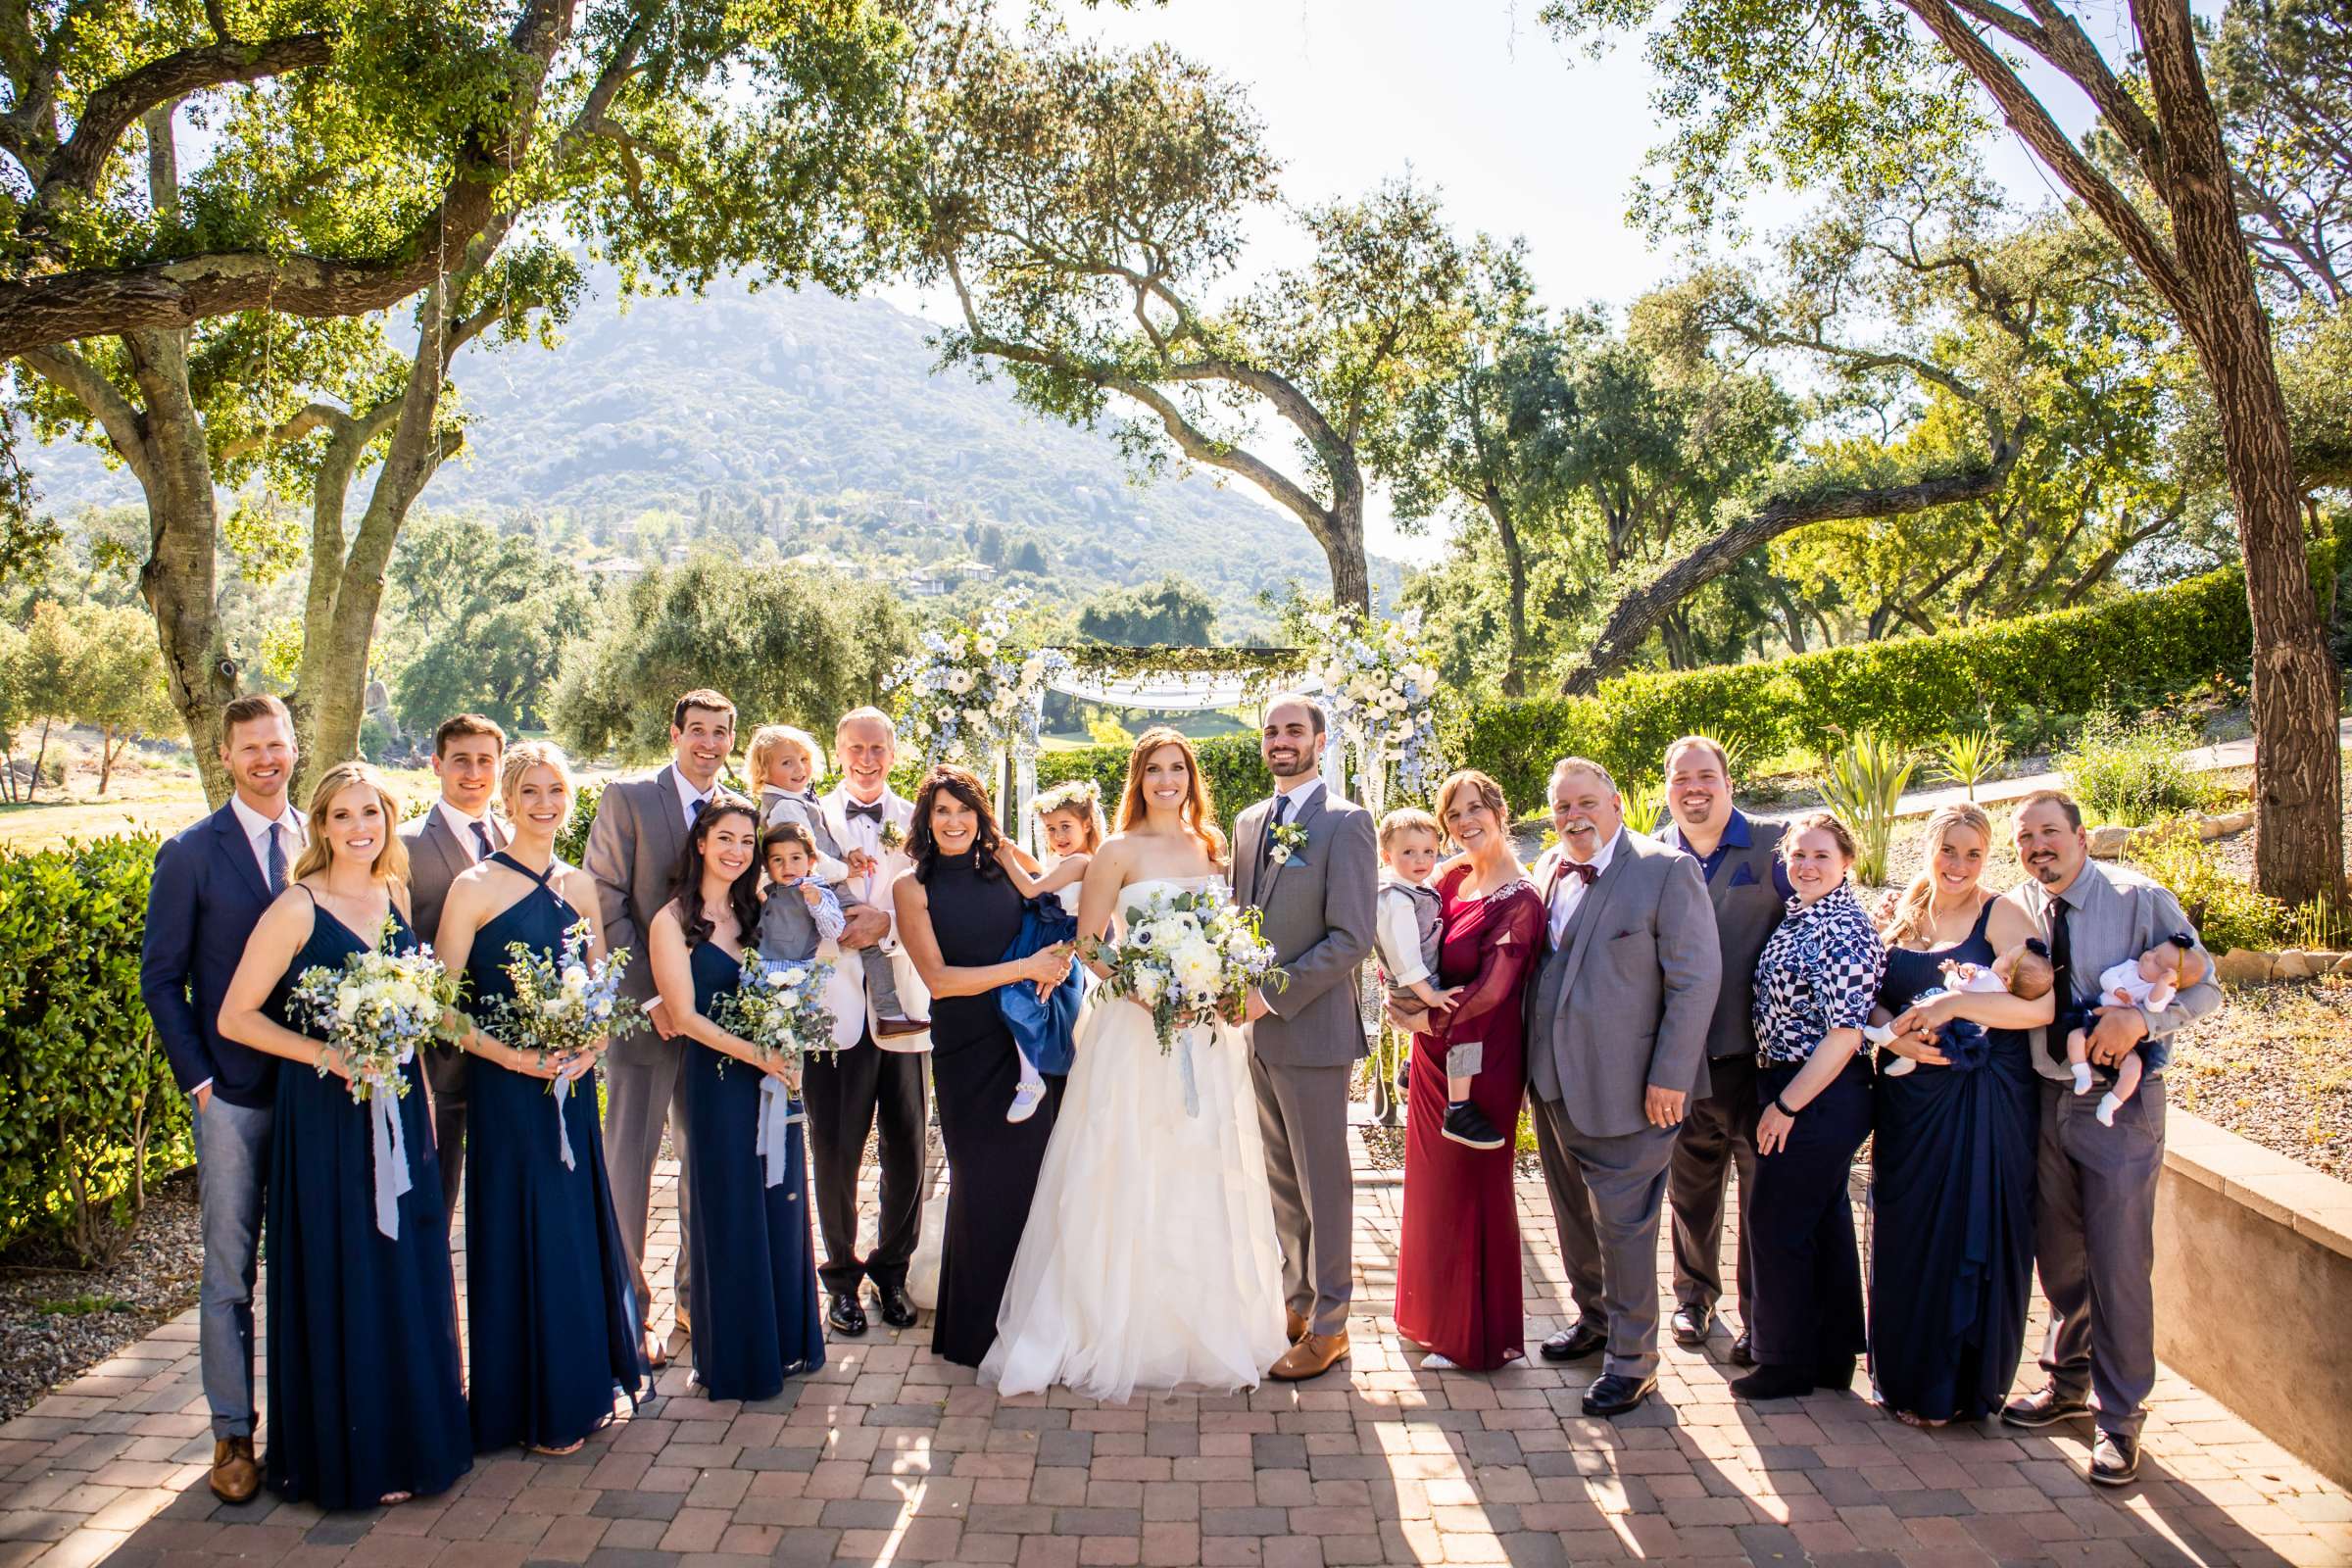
[0,836,190,1257]
[1451,562,2274,810]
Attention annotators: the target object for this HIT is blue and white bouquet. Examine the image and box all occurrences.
[481,916,643,1074]
[885,589,1070,766]
[1083,886,1282,1116]
[287,931,460,1104]
[286,927,461,1236]
[711,956,842,1076]
[1301,605,1446,798]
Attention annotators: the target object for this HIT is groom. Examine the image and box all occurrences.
[1233,695,1377,1381]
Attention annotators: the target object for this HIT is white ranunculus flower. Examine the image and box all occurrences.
[975,636,998,657]
[1172,940,1221,997]
[1132,967,1164,1004]
[780,966,808,988]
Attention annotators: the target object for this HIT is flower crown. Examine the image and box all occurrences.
[1033,780,1103,817]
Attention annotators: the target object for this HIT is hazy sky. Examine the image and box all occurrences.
[881,0,2087,564]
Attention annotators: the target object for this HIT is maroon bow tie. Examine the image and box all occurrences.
[1559,859,1598,887]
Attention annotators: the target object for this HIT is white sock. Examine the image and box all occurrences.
[2071,1062,2094,1094]
[2097,1093,2122,1127]
[1881,1057,1915,1077]
[1421,1352,1457,1370]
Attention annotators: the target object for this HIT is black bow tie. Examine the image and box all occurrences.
[846,800,885,823]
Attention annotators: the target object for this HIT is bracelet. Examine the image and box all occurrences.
[1773,1094,1800,1117]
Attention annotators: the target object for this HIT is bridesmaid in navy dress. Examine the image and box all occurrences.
[649,797,826,1399]
[218,761,469,1510]
[1866,804,2053,1426]
[435,741,649,1452]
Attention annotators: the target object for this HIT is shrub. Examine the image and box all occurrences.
[1932,726,2008,801]
[2125,819,2289,955]
[0,836,190,1258]
[1814,732,1916,888]
[2060,711,2206,825]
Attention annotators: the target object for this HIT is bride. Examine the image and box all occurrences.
[981,727,1289,1401]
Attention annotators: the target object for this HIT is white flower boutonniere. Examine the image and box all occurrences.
[878,820,906,853]
[1267,820,1309,867]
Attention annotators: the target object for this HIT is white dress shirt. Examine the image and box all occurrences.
[1269,774,1326,823]
[436,800,497,861]
[1545,826,1623,949]
[229,793,307,889]
[670,765,715,828]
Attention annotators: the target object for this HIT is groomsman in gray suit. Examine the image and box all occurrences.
[400,713,509,1215]
[1525,757,1720,1417]
[1232,695,1377,1381]
[1655,735,1788,1365]
[584,688,736,1353]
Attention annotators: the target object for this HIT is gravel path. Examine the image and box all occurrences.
[0,1170,204,1423]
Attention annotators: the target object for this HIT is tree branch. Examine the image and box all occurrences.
[16,343,150,485]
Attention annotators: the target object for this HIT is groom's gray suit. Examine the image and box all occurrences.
[1525,828,1720,1379]
[1234,781,1377,1338]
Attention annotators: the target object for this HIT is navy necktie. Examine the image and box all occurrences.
[689,796,707,825]
[471,820,494,860]
[266,822,288,894]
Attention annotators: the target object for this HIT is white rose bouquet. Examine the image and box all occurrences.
[481,916,643,1076]
[287,930,460,1104]
[1082,885,1283,1115]
[711,956,842,1077]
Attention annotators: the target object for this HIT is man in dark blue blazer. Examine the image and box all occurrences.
[140,694,307,1505]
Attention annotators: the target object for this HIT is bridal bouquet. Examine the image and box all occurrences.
[286,931,460,1104]
[711,956,842,1077]
[481,917,643,1076]
[1083,886,1283,1054]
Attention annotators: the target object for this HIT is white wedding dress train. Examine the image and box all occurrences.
[981,876,1289,1401]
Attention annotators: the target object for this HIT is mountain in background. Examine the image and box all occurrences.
[24,276,1401,639]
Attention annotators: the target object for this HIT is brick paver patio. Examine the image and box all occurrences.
[5,1131,2347,1568]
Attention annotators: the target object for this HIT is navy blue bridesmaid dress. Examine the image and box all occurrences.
[263,897,470,1509]
[1868,899,2038,1422]
[462,853,649,1451]
[681,939,826,1400]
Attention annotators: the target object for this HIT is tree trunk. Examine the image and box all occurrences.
[1480,481,1532,697]
[2133,0,2346,905]
[25,717,49,802]
[1558,441,2023,694]
[126,328,238,805]
[99,724,118,795]
[1322,472,1372,613]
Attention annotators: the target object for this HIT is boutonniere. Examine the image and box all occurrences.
[878,821,906,853]
[1268,821,1308,866]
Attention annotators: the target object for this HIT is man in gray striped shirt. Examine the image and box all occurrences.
[2000,789,2222,1487]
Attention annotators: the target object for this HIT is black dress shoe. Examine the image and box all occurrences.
[827,1292,868,1337]
[1729,1329,1755,1367]
[875,1283,917,1330]
[1540,1322,1608,1362]
[1730,1363,1816,1400]
[2001,1384,2090,1429]
[1813,1354,1856,1391]
[1670,1301,1712,1347]
[1580,1372,1657,1418]
[2088,1429,2141,1487]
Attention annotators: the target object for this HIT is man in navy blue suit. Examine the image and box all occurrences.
[140,694,308,1505]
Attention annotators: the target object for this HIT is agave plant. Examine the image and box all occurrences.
[1620,775,1670,835]
[1932,726,2008,802]
[1816,732,1917,888]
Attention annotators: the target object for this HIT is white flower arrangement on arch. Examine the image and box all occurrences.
[885,589,1071,767]
[1300,605,1447,800]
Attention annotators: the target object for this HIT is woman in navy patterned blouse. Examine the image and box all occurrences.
[1736,811,1888,1402]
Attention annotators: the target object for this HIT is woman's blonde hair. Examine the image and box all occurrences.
[1781,809,1859,866]
[1435,769,1508,842]
[1115,725,1228,867]
[289,761,410,886]
[500,740,575,832]
[1033,778,1108,853]
[1881,802,1992,946]
[748,723,825,787]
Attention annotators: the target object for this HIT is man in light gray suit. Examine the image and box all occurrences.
[400,713,509,1216]
[1232,695,1377,1381]
[1524,757,1720,1417]
[583,688,737,1352]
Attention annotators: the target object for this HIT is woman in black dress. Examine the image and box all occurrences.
[1867,803,2052,1426]
[890,764,1075,1366]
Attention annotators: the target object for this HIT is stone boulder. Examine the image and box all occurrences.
[2212,949,2275,985]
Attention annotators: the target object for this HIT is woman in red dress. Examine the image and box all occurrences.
[1394,769,1544,1370]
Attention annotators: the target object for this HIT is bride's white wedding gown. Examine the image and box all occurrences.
[981,875,1289,1401]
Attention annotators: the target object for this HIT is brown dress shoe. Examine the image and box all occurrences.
[1285,1308,1307,1345]
[210,1436,261,1504]
[1269,1330,1349,1381]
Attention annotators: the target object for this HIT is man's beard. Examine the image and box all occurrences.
[1265,748,1317,781]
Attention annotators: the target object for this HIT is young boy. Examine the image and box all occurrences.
[758,822,847,972]
[1867,939,2055,1077]
[1377,809,1494,1151]
[749,723,925,1040]
[2069,934,2206,1125]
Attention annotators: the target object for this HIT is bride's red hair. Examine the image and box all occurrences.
[1114,725,1228,869]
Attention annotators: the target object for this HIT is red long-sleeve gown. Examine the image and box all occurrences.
[1393,862,1544,1370]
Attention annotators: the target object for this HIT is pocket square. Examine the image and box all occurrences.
[1727,862,1759,889]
